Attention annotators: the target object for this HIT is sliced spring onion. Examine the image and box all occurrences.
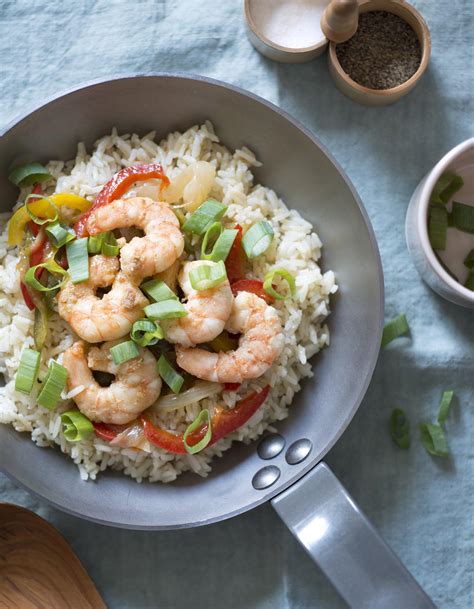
[437,390,454,425]
[172,208,186,226]
[87,233,105,255]
[390,408,410,449]
[201,221,222,256]
[381,314,409,348]
[263,268,296,300]
[452,201,474,234]
[242,221,274,259]
[182,199,227,235]
[463,249,474,269]
[189,260,227,291]
[24,259,69,292]
[45,221,75,248]
[61,409,94,442]
[130,319,164,347]
[183,409,212,454]
[37,361,68,410]
[428,205,448,250]
[8,162,51,188]
[66,237,89,284]
[110,340,140,366]
[101,231,119,256]
[152,381,222,412]
[144,299,187,320]
[141,278,177,302]
[420,423,449,457]
[430,172,464,205]
[25,194,58,226]
[464,270,474,291]
[34,305,49,351]
[15,348,40,394]
[157,354,184,394]
[202,226,238,262]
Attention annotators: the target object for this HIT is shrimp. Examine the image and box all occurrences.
[176,291,284,382]
[63,340,162,424]
[85,197,184,283]
[163,261,233,347]
[162,161,215,212]
[57,255,148,343]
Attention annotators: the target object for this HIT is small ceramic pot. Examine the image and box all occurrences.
[328,0,431,106]
[406,138,474,309]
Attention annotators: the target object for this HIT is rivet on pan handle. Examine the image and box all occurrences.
[272,463,437,609]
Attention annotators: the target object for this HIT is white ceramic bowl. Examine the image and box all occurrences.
[406,138,474,308]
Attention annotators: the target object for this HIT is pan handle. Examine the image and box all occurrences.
[271,462,436,608]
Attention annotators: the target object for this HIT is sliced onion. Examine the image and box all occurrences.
[152,381,222,412]
[110,422,152,452]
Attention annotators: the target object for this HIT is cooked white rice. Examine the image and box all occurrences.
[0,122,337,483]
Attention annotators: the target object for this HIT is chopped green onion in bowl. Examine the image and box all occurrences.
[242,221,274,259]
[183,409,212,454]
[452,201,474,234]
[15,348,41,395]
[430,172,464,205]
[61,409,94,442]
[463,249,474,269]
[189,260,227,291]
[110,340,140,366]
[428,205,448,251]
[8,162,51,188]
[157,354,184,394]
[182,199,227,235]
[66,238,89,284]
[37,360,68,410]
[381,314,409,348]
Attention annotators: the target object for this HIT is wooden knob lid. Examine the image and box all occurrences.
[321,0,359,43]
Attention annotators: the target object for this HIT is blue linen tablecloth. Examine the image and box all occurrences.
[0,1,472,607]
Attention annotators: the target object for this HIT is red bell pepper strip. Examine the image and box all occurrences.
[231,279,274,305]
[141,386,270,454]
[225,224,246,284]
[93,422,128,442]
[74,163,170,237]
[223,382,241,391]
[20,282,35,311]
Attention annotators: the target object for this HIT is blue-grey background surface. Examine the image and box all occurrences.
[0,1,472,608]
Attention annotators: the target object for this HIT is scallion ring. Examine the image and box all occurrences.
[66,237,89,284]
[381,314,409,348]
[131,319,164,347]
[189,260,227,291]
[463,249,474,269]
[452,201,474,234]
[157,354,184,394]
[242,221,274,259]
[201,221,222,257]
[8,162,51,188]
[201,226,238,262]
[263,268,296,300]
[141,279,177,302]
[15,348,40,395]
[37,360,68,410]
[420,423,449,457]
[183,409,212,454]
[437,390,454,425]
[144,300,187,320]
[110,340,140,366]
[45,221,76,248]
[25,194,58,226]
[101,232,119,257]
[61,409,94,442]
[428,205,448,251]
[87,233,105,255]
[390,408,410,449]
[182,199,227,235]
[24,259,69,292]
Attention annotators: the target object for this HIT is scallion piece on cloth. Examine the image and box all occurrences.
[242,221,274,259]
[141,279,177,302]
[428,205,448,250]
[183,409,212,454]
[390,408,410,449]
[45,221,75,248]
[8,162,51,187]
[464,270,474,291]
[201,225,238,262]
[437,390,454,425]
[110,340,140,366]
[189,260,227,291]
[24,259,69,292]
[263,268,296,300]
[25,194,58,225]
[430,172,464,205]
[66,238,89,284]
[37,361,68,410]
[61,409,94,442]
[131,319,164,347]
[182,199,227,235]
[463,249,474,269]
[381,314,409,348]
[452,201,474,234]
[157,354,184,394]
[420,423,449,457]
[144,300,187,320]
[15,348,40,395]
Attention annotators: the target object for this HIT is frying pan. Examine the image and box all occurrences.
[0,74,435,608]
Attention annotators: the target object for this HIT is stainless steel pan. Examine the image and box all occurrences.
[0,74,435,608]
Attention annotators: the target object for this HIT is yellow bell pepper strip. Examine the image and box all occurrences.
[8,193,91,247]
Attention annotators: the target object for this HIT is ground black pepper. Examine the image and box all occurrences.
[335,11,421,90]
